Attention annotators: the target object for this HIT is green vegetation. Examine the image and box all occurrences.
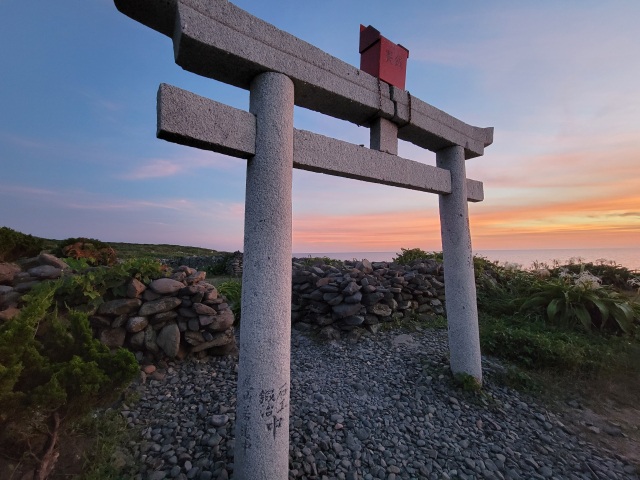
[0,230,167,477]
[0,226,44,262]
[75,403,138,480]
[0,229,228,477]
[392,247,442,265]
[296,256,345,268]
[391,247,640,394]
[54,237,117,266]
[108,242,219,261]
[479,315,619,372]
[454,372,482,392]
[473,256,640,383]
[521,276,637,334]
[217,279,242,322]
[0,281,139,478]
[2,228,637,475]
[549,258,638,290]
[206,252,233,276]
[54,257,167,312]
[2,228,220,263]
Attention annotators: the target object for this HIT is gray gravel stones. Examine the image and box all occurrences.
[120,329,639,480]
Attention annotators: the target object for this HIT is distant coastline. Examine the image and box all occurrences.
[293,247,640,271]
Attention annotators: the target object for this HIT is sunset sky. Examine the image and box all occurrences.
[1,0,639,254]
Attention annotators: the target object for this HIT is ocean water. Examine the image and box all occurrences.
[293,248,640,271]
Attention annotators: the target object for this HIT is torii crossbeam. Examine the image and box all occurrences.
[113,1,494,478]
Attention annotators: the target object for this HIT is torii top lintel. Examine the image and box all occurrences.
[114,0,493,159]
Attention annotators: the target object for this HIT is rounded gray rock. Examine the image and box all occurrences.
[149,278,186,295]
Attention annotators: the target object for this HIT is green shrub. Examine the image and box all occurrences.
[296,256,345,268]
[74,408,135,480]
[454,372,482,392]
[552,260,638,290]
[55,237,118,266]
[205,254,232,276]
[218,280,242,322]
[476,259,640,389]
[393,247,442,265]
[497,366,541,393]
[475,261,541,317]
[53,258,166,311]
[0,281,138,477]
[520,274,638,334]
[0,226,44,262]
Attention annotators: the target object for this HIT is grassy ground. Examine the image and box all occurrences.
[40,237,222,260]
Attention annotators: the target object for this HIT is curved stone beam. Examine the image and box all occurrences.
[114,0,493,159]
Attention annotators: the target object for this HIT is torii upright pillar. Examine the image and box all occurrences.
[234,72,294,479]
[437,145,482,382]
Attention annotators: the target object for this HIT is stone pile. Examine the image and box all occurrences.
[291,258,446,339]
[0,254,236,359]
[224,251,243,277]
[91,267,236,359]
[160,251,243,278]
[0,253,69,321]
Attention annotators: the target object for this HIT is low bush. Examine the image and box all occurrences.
[520,270,638,334]
[0,281,139,478]
[0,226,44,262]
[55,237,118,266]
[476,257,640,382]
[296,256,345,268]
[392,247,442,265]
[205,253,232,276]
[218,279,242,322]
[476,261,541,317]
[54,257,166,311]
[551,260,639,290]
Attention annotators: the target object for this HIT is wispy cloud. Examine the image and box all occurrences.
[80,89,125,113]
[0,184,60,197]
[64,198,200,212]
[119,150,243,180]
[120,158,183,179]
[0,132,57,151]
[0,182,209,214]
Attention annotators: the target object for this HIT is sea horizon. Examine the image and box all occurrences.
[293,247,640,271]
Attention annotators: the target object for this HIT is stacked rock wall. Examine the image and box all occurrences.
[160,254,226,272]
[291,258,446,339]
[91,268,236,359]
[161,251,243,277]
[0,253,69,321]
[0,254,236,360]
[2,253,450,356]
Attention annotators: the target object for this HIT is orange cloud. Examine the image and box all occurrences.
[292,187,640,252]
[470,189,640,249]
[293,209,442,252]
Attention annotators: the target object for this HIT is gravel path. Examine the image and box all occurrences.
[120,328,639,480]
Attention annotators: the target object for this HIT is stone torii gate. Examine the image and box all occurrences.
[114,1,494,478]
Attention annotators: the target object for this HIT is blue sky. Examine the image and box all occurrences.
[1,0,639,253]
